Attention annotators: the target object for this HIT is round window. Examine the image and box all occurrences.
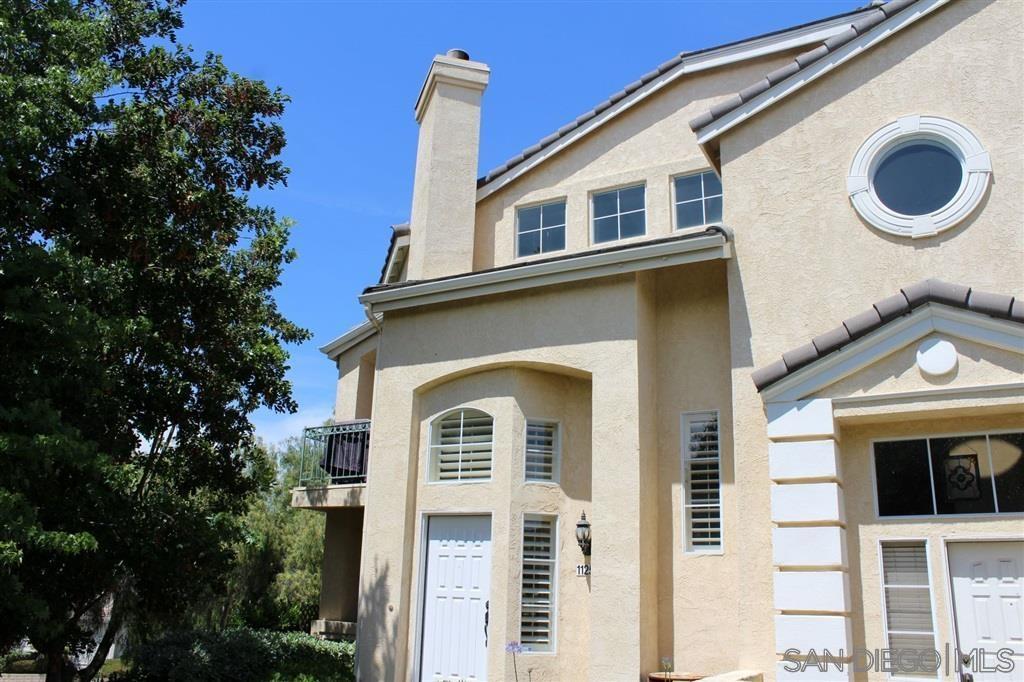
[872,141,962,215]
[848,116,991,239]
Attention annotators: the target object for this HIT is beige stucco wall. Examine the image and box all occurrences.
[719,0,1023,676]
[334,334,378,422]
[473,53,793,271]
[840,411,1023,682]
[322,508,365,624]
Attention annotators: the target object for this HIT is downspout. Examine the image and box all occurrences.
[363,302,382,332]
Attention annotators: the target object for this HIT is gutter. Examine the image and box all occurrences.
[361,227,732,314]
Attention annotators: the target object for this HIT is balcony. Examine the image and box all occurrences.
[292,420,370,509]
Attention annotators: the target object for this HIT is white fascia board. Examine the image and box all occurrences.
[475,9,874,201]
[763,304,1024,403]
[696,0,951,145]
[319,316,381,360]
[361,232,730,313]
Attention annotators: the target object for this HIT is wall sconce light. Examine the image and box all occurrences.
[575,511,591,557]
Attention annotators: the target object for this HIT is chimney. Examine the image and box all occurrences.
[406,49,490,281]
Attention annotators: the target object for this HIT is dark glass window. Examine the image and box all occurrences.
[516,201,566,257]
[592,185,646,243]
[874,440,934,516]
[990,433,1024,512]
[929,435,995,515]
[872,141,962,216]
[874,432,1024,517]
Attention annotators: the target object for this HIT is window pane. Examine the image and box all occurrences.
[619,210,645,238]
[676,200,704,229]
[990,433,1024,512]
[518,230,541,257]
[703,171,722,196]
[542,226,565,253]
[705,196,723,224]
[593,191,618,218]
[594,216,619,243]
[541,201,565,228]
[873,142,962,216]
[618,185,645,213]
[874,440,934,516]
[518,206,541,232]
[930,435,996,515]
[675,174,703,202]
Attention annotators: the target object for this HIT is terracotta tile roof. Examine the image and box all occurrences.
[751,279,1024,391]
[688,0,922,135]
[476,3,878,191]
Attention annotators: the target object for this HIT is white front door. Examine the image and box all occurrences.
[419,515,492,682]
[948,541,1024,681]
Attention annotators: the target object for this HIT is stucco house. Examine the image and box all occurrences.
[291,0,1024,680]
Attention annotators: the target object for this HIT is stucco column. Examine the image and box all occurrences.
[589,368,642,680]
[355,372,417,682]
[766,398,852,682]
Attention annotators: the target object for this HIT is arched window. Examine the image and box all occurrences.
[429,408,494,482]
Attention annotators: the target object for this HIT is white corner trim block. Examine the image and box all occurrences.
[775,614,852,654]
[774,571,850,613]
[769,440,841,482]
[766,399,835,439]
[771,483,845,525]
[773,526,847,568]
[848,116,991,238]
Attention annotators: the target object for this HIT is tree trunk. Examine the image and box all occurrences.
[78,594,125,682]
[44,643,66,682]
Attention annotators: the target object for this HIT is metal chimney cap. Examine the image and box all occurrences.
[446,48,470,60]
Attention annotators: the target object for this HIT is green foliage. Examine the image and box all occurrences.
[187,438,324,633]
[0,0,308,677]
[119,628,353,682]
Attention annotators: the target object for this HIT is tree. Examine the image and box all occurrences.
[0,1,309,679]
[188,437,324,634]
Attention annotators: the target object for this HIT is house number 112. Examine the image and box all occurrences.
[575,564,591,577]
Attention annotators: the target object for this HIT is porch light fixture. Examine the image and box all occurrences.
[575,511,591,557]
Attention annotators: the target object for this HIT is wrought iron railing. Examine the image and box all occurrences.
[298,420,370,486]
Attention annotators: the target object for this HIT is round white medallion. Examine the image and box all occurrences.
[916,338,958,377]
[848,116,992,239]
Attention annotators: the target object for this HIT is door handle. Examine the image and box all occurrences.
[484,600,489,646]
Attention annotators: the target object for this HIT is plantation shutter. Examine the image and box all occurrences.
[521,515,556,652]
[525,421,559,482]
[431,409,493,481]
[881,541,936,676]
[683,411,722,550]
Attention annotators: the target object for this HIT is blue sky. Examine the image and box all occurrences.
[177,0,864,445]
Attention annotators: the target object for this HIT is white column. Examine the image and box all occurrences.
[766,399,851,682]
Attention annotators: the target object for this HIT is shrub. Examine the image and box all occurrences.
[120,628,354,682]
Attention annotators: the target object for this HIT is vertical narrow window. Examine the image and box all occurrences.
[521,515,557,652]
[525,421,559,483]
[674,170,723,229]
[428,408,493,482]
[880,542,937,678]
[682,411,722,551]
[592,184,646,243]
[517,201,566,257]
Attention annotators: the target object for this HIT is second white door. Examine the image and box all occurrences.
[419,515,492,682]
[948,541,1024,681]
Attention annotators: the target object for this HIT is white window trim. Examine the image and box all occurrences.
[869,429,1024,521]
[680,410,724,554]
[876,538,941,682]
[848,116,991,239]
[425,407,495,485]
[515,198,568,260]
[523,418,561,485]
[590,182,647,245]
[520,513,558,655]
[671,169,723,232]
